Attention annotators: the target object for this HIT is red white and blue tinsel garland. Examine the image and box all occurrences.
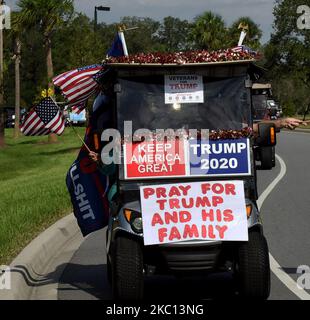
[106,48,260,65]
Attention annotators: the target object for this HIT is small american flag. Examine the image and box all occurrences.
[20,97,65,136]
[231,45,257,55]
[71,101,87,114]
[53,64,105,114]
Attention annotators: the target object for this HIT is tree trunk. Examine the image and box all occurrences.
[46,37,58,144]
[14,38,21,139]
[46,37,54,88]
[303,104,310,121]
[0,22,5,148]
[0,113,4,147]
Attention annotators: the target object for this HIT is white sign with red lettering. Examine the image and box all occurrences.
[140,181,248,246]
[165,75,204,104]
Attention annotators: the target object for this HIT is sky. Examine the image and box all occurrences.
[6,0,276,43]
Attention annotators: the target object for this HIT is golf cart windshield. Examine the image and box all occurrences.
[252,94,268,121]
[117,75,251,133]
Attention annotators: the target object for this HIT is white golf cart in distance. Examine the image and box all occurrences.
[103,59,276,300]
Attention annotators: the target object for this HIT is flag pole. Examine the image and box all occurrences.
[49,95,92,153]
[238,23,249,46]
[122,27,139,32]
[66,120,92,153]
[118,26,129,56]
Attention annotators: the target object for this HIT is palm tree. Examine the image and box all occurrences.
[190,11,229,51]
[11,12,23,139]
[17,0,74,142]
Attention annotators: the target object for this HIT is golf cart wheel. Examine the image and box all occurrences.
[112,235,144,300]
[260,147,273,170]
[106,228,112,285]
[236,231,270,299]
[107,258,112,285]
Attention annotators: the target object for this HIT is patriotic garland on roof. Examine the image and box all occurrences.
[105,48,260,65]
[122,127,254,144]
[209,127,253,140]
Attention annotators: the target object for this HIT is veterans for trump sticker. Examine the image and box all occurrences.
[165,75,204,104]
[140,180,248,246]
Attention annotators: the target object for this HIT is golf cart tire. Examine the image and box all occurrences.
[107,258,112,285]
[237,231,270,299]
[112,235,144,300]
[260,147,273,170]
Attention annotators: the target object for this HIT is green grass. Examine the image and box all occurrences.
[0,127,85,265]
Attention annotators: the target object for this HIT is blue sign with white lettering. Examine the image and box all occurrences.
[189,138,251,176]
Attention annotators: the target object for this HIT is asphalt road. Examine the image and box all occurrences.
[56,131,310,300]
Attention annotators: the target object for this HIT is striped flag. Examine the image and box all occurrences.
[53,64,105,114]
[20,97,65,136]
[231,45,257,55]
[231,46,243,53]
[71,101,87,114]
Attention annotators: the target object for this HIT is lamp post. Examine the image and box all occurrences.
[13,37,21,138]
[94,5,110,31]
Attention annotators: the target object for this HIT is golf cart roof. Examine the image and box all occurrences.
[105,59,263,80]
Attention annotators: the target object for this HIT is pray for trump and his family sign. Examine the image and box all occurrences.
[140,181,248,246]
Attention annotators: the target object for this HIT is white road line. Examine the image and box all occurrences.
[257,154,287,210]
[258,154,310,300]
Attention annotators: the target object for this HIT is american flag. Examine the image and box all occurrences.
[53,64,105,114]
[70,101,87,114]
[231,45,257,55]
[20,97,65,136]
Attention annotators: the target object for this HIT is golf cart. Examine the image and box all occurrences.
[251,83,282,121]
[251,83,278,169]
[105,60,276,300]
[252,83,272,122]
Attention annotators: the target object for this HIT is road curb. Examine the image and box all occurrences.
[0,213,80,300]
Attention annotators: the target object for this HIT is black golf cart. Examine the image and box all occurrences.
[251,83,278,169]
[105,59,276,300]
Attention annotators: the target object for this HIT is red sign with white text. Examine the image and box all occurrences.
[124,140,187,179]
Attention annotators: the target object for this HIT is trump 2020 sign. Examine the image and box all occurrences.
[189,138,251,177]
[124,138,251,179]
